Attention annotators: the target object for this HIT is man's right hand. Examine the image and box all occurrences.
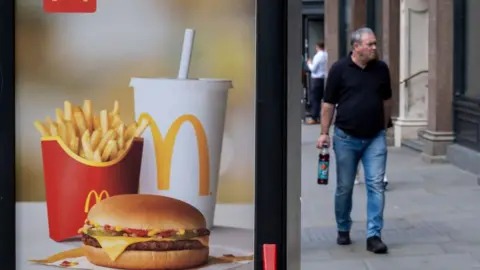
[316,134,330,149]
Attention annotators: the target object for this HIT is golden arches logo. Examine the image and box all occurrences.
[138,113,210,196]
[84,190,110,213]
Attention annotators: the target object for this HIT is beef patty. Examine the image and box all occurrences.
[82,235,205,251]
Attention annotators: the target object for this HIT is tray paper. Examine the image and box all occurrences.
[30,245,253,270]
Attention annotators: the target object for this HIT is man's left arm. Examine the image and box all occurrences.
[382,64,393,129]
[308,53,321,73]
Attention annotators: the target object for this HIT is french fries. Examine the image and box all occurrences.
[33,99,149,162]
[34,121,49,137]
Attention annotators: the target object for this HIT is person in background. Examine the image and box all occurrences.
[316,27,391,254]
[302,54,309,84]
[306,41,328,125]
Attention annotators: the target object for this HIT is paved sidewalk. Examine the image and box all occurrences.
[301,125,480,270]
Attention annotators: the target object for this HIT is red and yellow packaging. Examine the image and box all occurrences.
[41,136,143,242]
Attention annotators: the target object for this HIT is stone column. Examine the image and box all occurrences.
[419,0,455,162]
[324,0,339,68]
[381,0,400,146]
[394,0,429,147]
[351,0,367,30]
[381,0,400,118]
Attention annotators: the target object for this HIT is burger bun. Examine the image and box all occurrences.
[84,245,209,270]
[87,194,206,231]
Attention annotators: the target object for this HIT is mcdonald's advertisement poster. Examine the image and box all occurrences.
[16,0,255,269]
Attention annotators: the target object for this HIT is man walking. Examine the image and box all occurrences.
[306,41,328,124]
[316,28,391,254]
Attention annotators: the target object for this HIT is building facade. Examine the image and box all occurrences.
[324,0,480,175]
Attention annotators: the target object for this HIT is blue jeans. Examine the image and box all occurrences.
[333,127,387,238]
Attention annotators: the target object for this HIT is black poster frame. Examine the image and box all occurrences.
[255,0,291,268]
[1,0,297,269]
[0,0,16,269]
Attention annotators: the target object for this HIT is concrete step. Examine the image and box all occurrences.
[402,139,424,152]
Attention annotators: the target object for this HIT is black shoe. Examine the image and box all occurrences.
[366,236,388,254]
[337,231,352,245]
[384,181,389,190]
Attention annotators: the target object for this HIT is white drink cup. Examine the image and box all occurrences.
[131,78,232,229]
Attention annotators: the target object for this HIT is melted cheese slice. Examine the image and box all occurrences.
[91,235,209,261]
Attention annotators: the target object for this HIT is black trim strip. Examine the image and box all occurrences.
[453,0,466,97]
[338,0,347,57]
[254,0,289,268]
[0,0,16,268]
[366,0,376,32]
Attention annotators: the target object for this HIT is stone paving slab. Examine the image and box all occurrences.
[301,220,454,249]
[365,254,480,270]
[441,242,480,258]
[301,254,480,270]
[300,125,480,270]
[302,259,369,270]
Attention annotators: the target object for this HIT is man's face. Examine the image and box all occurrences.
[354,32,377,61]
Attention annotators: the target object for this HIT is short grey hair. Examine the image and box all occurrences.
[350,27,374,47]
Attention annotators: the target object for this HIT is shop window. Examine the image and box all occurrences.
[464,0,480,100]
[454,0,480,150]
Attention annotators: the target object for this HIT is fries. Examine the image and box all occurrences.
[34,121,50,137]
[33,99,148,162]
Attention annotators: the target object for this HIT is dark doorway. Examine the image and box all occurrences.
[301,15,324,120]
[303,16,324,59]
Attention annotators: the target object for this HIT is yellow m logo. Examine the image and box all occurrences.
[138,113,210,196]
[84,190,109,213]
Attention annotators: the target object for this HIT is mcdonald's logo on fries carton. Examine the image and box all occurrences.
[84,190,110,213]
[35,100,149,242]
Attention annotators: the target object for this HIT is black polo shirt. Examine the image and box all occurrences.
[324,55,392,138]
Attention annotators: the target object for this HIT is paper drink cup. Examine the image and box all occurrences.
[131,78,232,229]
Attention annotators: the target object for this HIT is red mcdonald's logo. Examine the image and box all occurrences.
[84,190,109,213]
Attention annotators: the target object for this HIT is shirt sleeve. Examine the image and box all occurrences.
[307,53,323,73]
[323,63,342,104]
[324,53,328,72]
[381,63,393,100]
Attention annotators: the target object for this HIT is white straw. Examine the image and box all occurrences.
[178,29,195,79]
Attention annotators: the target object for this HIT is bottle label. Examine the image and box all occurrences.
[318,161,329,180]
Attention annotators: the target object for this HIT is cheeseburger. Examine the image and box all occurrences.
[79,194,210,269]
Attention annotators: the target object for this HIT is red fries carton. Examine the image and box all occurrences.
[41,136,143,242]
